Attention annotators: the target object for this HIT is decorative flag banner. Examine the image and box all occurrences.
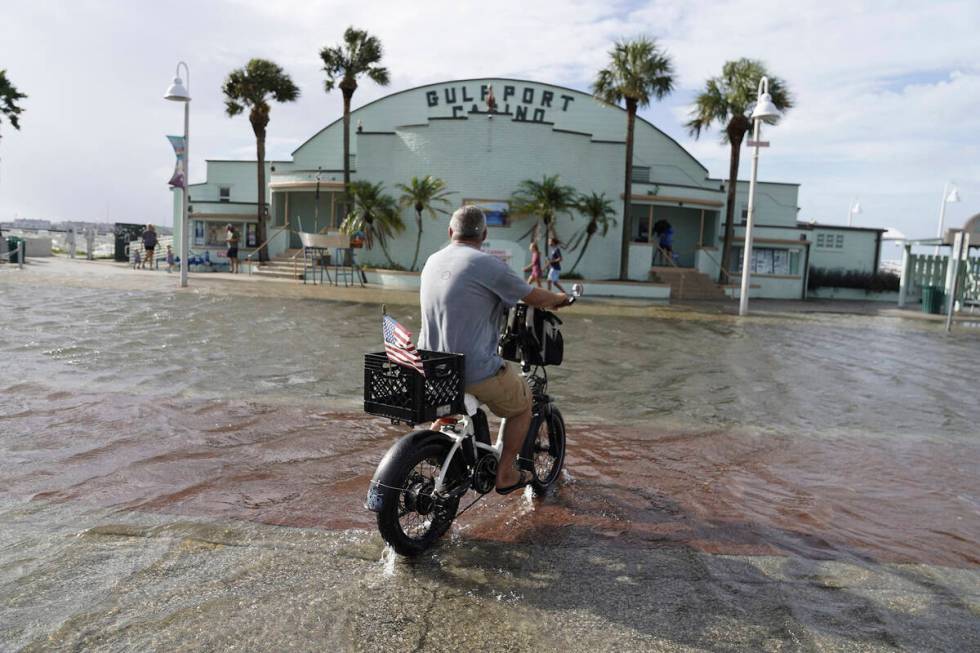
[383,314,425,376]
[167,135,186,188]
[486,84,497,113]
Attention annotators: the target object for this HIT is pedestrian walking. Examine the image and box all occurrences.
[524,241,542,287]
[546,236,566,293]
[226,224,240,273]
[141,224,157,269]
[84,227,96,260]
[66,228,77,259]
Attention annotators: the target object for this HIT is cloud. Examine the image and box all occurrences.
[0,0,976,245]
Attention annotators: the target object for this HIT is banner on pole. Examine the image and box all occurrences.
[167,135,186,188]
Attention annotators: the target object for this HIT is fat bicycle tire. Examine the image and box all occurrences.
[376,441,463,556]
[529,406,566,495]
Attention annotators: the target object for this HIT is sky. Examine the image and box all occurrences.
[0,0,977,257]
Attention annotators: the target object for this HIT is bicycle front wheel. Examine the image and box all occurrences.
[529,406,566,495]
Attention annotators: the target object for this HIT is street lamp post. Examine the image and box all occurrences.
[934,181,959,256]
[847,199,862,227]
[738,77,781,317]
[164,62,191,288]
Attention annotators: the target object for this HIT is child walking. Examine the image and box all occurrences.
[165,245,175,273]
[546,236,566,293]
[524,241,542,287]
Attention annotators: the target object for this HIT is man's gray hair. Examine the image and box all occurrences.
[449,205,486,240]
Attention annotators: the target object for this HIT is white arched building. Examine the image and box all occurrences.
[174,78,884,299]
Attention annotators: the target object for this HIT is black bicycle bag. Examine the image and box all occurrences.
[499,304,564,366]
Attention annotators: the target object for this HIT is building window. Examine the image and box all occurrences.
[816,232,845,249]
[630,204,652,242]
[631,166,650,183]
[219,186,231,203]
[731,246,802,276]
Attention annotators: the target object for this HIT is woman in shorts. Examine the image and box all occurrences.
[140,224,157,269]
[225,224,240,273]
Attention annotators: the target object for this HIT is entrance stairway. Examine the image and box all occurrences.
[252,248,304,280]
[650,266,727,300]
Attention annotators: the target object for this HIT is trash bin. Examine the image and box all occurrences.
[6,237,24,263]
[922,285,945,314]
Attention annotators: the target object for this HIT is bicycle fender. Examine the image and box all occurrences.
[365,429,451,512]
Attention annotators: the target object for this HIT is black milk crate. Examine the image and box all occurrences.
[363,350,465,425]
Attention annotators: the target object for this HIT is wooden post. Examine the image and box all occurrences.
[945,232,968,331]
[648,205,655,266]
[699,209,705,248]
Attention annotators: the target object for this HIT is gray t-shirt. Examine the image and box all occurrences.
[419,243,533,385]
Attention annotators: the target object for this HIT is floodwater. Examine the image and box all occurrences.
[1,265,979,651]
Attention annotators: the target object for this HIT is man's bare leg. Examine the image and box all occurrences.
[496,408,532,488]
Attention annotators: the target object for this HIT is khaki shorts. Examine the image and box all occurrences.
[466,363,531,419]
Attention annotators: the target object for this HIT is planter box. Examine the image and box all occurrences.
[363,268,421,290]
[809,287,900,302]
[571,279,670,300]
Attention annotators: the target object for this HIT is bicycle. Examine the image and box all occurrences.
[364,287,580,557]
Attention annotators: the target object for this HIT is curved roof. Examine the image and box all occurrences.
[290,76,708,176]
[962,212,980,235]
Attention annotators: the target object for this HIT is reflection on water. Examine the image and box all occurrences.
[1,280,978,651]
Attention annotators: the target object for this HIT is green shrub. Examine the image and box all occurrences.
[808,267,900,293]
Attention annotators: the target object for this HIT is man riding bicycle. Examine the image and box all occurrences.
[419,206,570,495]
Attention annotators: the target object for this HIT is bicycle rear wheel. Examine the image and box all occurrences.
[529,406,566,495]
[376,441,462,556]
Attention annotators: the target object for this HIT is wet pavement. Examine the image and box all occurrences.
[1,260,979,651]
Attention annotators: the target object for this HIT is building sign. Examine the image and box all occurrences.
[464,199,509,227]
[426,82,576,123]
[481,239,525,277]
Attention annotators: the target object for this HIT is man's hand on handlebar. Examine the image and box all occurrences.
[554,293,575,308]
[522,288,575,310]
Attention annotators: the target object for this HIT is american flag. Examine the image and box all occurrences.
[383,314,426,376]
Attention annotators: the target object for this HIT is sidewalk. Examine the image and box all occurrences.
[4,256,977,324]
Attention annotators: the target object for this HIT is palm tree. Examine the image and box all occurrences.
[687,58,793,282]
[0,69,26,143]
[395,175,453,271]
[340,180,405,268]
[510,174,578,253]
[222,59,300,262]
[320,27,390,206]
[592,37,674,280]
[568,192,617,275]
[0,70,26,243]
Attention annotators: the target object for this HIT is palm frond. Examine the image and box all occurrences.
[688,58,793,141]
[321,26,390,92]
[0,69,27,133]
[591,37,674,109]
[222,59,299,118]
